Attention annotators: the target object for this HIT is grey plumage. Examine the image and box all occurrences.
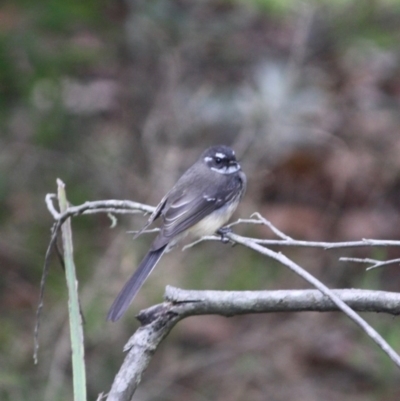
[107,145,246,321]
[107,246,166,322]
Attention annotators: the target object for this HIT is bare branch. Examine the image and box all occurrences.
[250,212,293,240]
[340,257,400,271]
[367,258,400,270]
[222,231,400,368]
[254,238,400,249]
[106,304,181,401]
[45,197,156,228]
[45,193,60,219]
[126,228,160,235]
[106,287,400,401]
[34,221,60,364]
[183,234,400,251]
[182,236,213,251]
[224,216,400,249]
[226,214,293,240]
[39,194,400,396]
[185,233,400,250]
[35,198,156,362]
[164,287,400,315]
[57,200,155,221]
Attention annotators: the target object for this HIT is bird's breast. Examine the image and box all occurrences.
[189,200,239,237]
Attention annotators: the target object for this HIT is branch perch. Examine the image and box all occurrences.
[106,287,400,401]
[340,257,400,271]
[38,193,400,401]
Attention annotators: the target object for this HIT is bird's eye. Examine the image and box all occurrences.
[215,157,222,164]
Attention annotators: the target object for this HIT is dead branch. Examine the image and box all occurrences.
[106,287,400,401]
[39,195,400,400]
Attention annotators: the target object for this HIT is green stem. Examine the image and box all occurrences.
[57,178,87,401]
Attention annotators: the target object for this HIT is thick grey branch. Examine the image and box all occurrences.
[165,286,400,315]
[106,304,181,401]
[106,287,400,401]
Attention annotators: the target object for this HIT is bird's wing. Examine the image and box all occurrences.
[152,182,240,249]
[131,193,168,241]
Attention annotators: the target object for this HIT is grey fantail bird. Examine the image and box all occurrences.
[107,145,247,321]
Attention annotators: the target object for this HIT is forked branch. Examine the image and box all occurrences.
[38,192,400,401]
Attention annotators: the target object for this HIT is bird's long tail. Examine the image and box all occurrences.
[107,245,167,321]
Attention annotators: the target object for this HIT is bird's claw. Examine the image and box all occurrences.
[217,226,232,244]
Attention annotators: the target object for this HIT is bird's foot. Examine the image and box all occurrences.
[217,226,232,244]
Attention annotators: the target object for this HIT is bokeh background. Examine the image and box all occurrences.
[2,0,400,400]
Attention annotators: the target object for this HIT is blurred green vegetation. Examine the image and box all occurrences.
[235,0,400,14]
[1,0,400,400]
[0,0,109,98]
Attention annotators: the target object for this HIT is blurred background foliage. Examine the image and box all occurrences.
[1,0,400,400]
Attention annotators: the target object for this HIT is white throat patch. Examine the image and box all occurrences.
[211,165,240,174]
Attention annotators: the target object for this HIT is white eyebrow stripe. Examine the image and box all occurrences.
[215,153,227,159]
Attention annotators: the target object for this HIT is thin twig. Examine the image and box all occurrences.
[184,234,400,250]
[34,198,156,362]
[367,258,400,270]
[45,196,155,223]
[216,231,400,368]
[127,228,160,235]
[34,221,61,364]
[226,217,266,228]
[250,212,293,240]
[340,257,400,271]
[45,194,60,219]
[39,195,400,387]
[223,216,400,249]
